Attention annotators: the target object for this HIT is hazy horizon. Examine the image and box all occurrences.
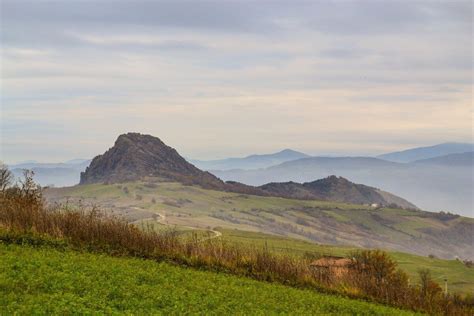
[1,1,473,163]
[5,137,473,165]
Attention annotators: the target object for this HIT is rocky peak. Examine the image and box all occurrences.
[80,133,223,188]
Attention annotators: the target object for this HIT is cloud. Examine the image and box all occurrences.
[1,0,472,162]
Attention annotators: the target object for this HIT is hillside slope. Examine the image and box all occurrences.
[0,244,415,315]
[220,229,474,294]
[260,176,416,209]
[45,182,474,260]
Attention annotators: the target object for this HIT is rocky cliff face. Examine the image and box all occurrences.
[80,133,225,189]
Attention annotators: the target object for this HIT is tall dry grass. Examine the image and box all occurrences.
[0,170,472,315]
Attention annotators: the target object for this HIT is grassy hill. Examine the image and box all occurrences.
[45,181,474,260]
[0,243,417,315]
[44,181,474,295]
[3,179,472,315]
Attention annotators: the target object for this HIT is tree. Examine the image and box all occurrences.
[20,169,38,196]
[418,268,442,299]
[0,162,13,192]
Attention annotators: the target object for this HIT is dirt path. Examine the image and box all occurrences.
[195,228,222,241]
[130,207,221,241]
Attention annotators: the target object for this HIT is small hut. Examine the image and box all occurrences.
[310,256,353,281]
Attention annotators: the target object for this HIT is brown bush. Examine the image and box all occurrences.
[463,259,473,268]
[349,250,406,301]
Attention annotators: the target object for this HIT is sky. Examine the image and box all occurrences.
[1,0,472,163]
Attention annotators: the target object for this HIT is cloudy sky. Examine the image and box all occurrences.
[1,0,472,163]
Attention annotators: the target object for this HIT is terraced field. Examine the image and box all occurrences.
[0,243,417,315]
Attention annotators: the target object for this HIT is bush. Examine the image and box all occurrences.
[349,250,410,306]
[463,260,473,268]
[296,218,310,226]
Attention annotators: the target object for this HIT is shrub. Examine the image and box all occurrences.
[349,250,410,306]
[463,260,473,268]
[296,218,310,226]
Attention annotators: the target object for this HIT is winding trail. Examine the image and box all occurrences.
[130,207,222,241]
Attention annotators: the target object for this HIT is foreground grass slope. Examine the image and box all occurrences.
[0,243,416,315]
[45,181,474,260]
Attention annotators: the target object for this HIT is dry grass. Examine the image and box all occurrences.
[0,172,473,315]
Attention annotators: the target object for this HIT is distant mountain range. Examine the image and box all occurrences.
[79,133,414,208]
[190,149,309,171]
[8,139,473,215]
[10,159,91,187]
[191,142,474,171]
[414,151,474,167]
[377,142,474,163]
[212,153,473,217]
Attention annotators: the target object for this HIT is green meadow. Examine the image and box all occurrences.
[0,243,418,315]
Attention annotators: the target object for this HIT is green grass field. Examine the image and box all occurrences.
[0,243,418,315]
